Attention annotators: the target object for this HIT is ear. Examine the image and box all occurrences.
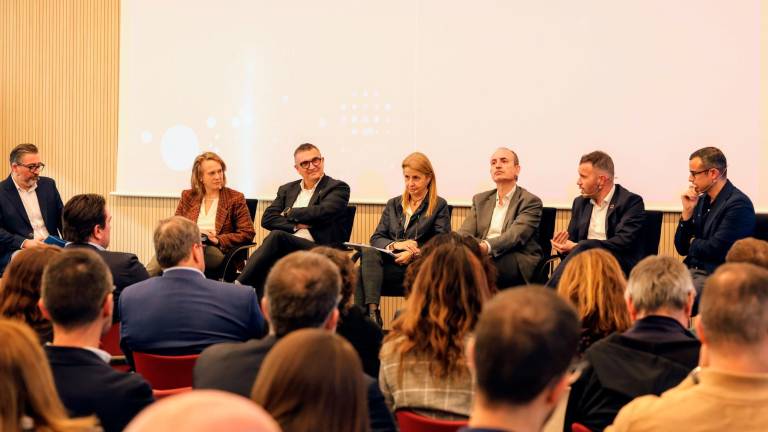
[695,316,707,345]
[324,308,340,332]
[465,336,476,372]
[684,290,695,318]
[102,293,114,319]
[545,374,571,406]
[625,296,638,321]
[38,299,52,320]
[260,296,271,325]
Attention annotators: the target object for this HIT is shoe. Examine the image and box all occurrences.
[368,309,383,327]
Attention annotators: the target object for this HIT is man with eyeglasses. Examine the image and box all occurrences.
[237,143,351,299]
[673,146,754,310]
[0,143,63,274]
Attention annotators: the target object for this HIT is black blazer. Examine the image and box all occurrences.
[0,175,63,271]
[261,175,351,246]
[567,184,645,273]
[65,243,149,322]
[46,345,154,432]
[370,196,451,249]
[674,180,755,274]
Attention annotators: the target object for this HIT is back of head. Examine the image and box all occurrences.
[62,194,107,244]
[42,249,113,329]
[153,216,200,269]
[9,143,38,165]
[579,150,614,177]
[125,390,280,432]
[264,251,341,337]
[700,263,768,349]
[311,246,356,312]
[626,255,694,314]
[726,238,768,269]
[690,146,727,177]
[0,246,62,323]
[252,329,367,432]
[557,249,630,333]
[473,286,579,405]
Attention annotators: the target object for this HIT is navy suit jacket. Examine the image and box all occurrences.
[0,175,63,272]
[46,345,154,432]
[119,268,266,360]
[261,175,351,246]
[674,180,755,274]
[567,184,646,273]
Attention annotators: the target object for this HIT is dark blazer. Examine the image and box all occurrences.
[261,175,351,246]
[175,186,256,253]
[567,184,645,273]
[370,196,451,249]
[65,243,149,322]
[46,345,154,432]
[338,304,385,378]
[674,180,755,274]
[194,334,396,432]
[119,268,266,359]
[0,175,63,272]
[458,186,543,282]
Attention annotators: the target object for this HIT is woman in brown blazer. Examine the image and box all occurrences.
[175,152,255,279]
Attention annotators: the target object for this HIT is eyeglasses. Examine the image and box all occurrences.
[689,168,711,178]
[16,162,45,172]
[297,156,323,169]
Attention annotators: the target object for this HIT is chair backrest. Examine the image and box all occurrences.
[395,410,467,432]
[133,352,199,390]
[755,213,768,242]
[245,198,258,222]
[640,210,664,257]
[571,423,592,432]
[341,205,357,243]
[100,323,122,356]
[153,386,192,400]
[537,207,557,256]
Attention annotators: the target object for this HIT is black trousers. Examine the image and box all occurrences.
[492,251,527,290]
[356,248,407,307]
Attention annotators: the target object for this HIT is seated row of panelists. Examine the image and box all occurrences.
[0,144,756,305]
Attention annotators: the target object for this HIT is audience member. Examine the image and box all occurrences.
[40,249,154,432]
[119,216,265,362]
[565,256,700,431]
[252,329,369,432]
[0,319,98,432]
[461,287,579,432]
[62,193,149,322]
[557,249,631,354]
[125,390,280,432]
[379,242,492,420]
[726,237,768,269]
[0,245,61,343]
[313,245,383,377]
[608,263,768,431]
[194,251,396,432]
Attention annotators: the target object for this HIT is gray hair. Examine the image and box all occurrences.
[625,256,694,313]
[10,143,38,165]
[153,216,201,269]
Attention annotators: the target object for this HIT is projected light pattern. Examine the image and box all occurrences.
[339,89,391,137]
[160,125,200,171]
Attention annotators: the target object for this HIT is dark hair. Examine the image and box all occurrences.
[9,143,38,165]
[473,286,579,405]
[690,146,727,177]
[293,143,319,157]
[311,246,356,313]
[62,194,107,243]
[579,151,614,177]
[41,249,113,329]
[264,251,341,337]
[252,329,369,432]
[153,216,200,269]
[726,238,768,270]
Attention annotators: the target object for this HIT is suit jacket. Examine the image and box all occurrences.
[567,184,645,272]
[458,186,543,281]
[194,334,396,432]
[175,187,256,253]
[46,345,154,432]
[370,196,451,249]
[119,268,266,359]
[0,175,63,271]
[261,175,351,246]
[674,180,755,274]
[65,243,149,322]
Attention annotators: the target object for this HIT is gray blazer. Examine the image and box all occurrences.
[458,185,543,281]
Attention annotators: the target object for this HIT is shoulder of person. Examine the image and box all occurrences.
[472,188,497,204]
[321,175,350,190]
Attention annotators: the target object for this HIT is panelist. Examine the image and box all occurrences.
[549,150,645,287]
[237,143,351,298]
[175,152,256,279]
[458,147,543,288]
[0,143,63,275]
[358,152,451,325]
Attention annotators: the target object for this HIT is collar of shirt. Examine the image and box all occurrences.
[11,174,37,193]
[495,185,516,206]
[84,346,113,363]
[87,242,106,251]
[301,175,324,192]
[163,266,206,278]
[590,184,616,209]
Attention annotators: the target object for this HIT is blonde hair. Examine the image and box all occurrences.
[401,152,438,217]
[190,152,227,198]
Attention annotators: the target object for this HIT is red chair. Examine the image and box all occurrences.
[395,410,467,432]
[100,323,122,356]
[133,352,199,390]
[572,423,592,432]
[153,386,192,400]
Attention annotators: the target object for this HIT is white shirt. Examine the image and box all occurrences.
[11,176,49,241]
[587,184,616,241]
[163,266,206,278]
[484,186,516,255]
[291,177,323,242]
[197,198,218,232]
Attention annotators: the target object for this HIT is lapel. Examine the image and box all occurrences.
[187,196,202,225]
[501,187,523,229]
[478,190,497,238]
[214,188,230,233]
[604,185,621,237]
[702,181,734,236]
[4,175,33,231]
[285,181,302,208]
[577,199,592,240]
[308,176,329,206]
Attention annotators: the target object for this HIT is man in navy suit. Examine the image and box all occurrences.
[237,143,351,299]
[549,151,646,287]
[62,193,149,322]
[40,248,154,432]
[0,143,63,274]
[119,216,266,363]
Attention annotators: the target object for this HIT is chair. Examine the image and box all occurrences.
[755,213,768,242]
[101,323,130,371]
[132,352,199,390]
[531,207,558,283]
[395,410,467,432]
[640,210,664,257]
[571,423,592,432]
[219,198,258,282]
[341,205,357,243]
[153,386,192,400]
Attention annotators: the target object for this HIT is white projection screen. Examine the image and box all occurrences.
[117,0,767,210]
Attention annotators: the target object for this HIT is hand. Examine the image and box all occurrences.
[681,186,699,221]
[394,240,420,255]
[22,239,45,249]
[394,250,414,265]
[552,231,569,245]
[551,238,577,254]
[202,230,219,245]
[479,241,489,255]
[295,223,311,230]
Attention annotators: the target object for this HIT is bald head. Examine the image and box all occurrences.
[125,390,281,432]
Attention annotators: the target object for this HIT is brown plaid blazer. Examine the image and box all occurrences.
[175,187,255,253]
